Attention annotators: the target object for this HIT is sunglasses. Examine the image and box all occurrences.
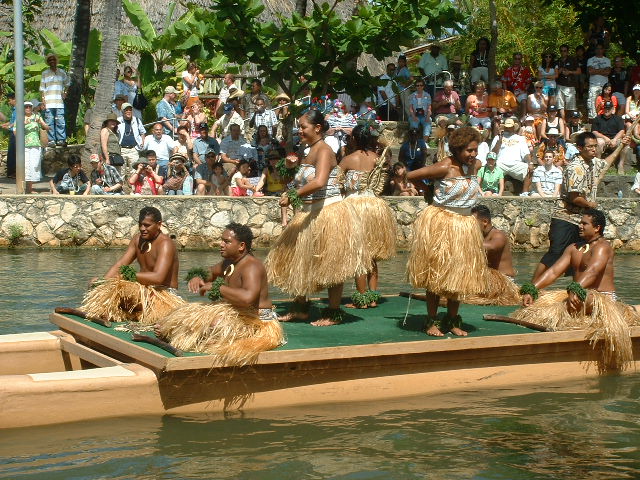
[416,84,425,87]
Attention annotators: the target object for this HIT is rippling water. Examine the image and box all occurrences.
[1,249,639,479]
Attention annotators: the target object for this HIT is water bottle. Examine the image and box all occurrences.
[617,190,623,199]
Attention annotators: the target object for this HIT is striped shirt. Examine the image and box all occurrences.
[532,165,562,195]
[39,68,70,109]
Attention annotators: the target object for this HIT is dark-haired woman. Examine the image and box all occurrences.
[266,110,369,326]
[407,126,489,336]
[469,37,490,85]
[538,52,557,106]
[339,122,396,309]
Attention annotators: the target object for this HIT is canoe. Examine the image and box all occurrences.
[1,295,638,429]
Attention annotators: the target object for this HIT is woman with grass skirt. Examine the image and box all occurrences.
[407,127,489,337]
[265,110,370,326]
[338,120,396,309]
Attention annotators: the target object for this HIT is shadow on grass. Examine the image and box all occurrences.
[392,313,478,334]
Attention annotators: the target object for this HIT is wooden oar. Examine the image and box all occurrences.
[131,334,184,357]
[54,307,112,328]
[483,314,548,332]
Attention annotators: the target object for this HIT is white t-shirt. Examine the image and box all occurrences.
[142,135,176,162]
[477,141,490,166]
[231,171,242,188]
[490,133,529,168]
[587,56,611,86]
[182,71,199,97]
[377,74,397,106]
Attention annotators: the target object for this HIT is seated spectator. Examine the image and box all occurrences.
[50,155,90,195]
[398,128,428,171]
[89,153,123,195]
[220,123,257,175]
[129,158,164,195]
[536,128,566,166]
[390,162,418,196]
[591,100,625,159]
[466,81,491,130]
[211,162,230,196]
[173,125,194,166]
[253,125,273,175]
[408,81,432,142]
[432,80,462,121]
[195,152,224,195]
[163,153,193,195]
[144,150,167,181]
[256,151,290,226]
[526,81,547,136]
[625,84,640,120]
[595,83,618,116]
[520,115,538,153]
[325,100,357,155]
[540,105,565,143]
[249,97,278,138]
[529,151,562,197]
[477,152,504,196]
[488,80,518,136]
[632,171,640,195]
[491,117,533,193]
[142,122,175,168]
[193,122,220,166]
[565,110,584,143]
[230,159,262,196]
[211,103,244,140]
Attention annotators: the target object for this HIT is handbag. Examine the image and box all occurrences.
[164,174,185,191]
[132,91,149,111]
[109,153,125,166]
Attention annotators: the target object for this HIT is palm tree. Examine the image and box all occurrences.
[66,0,92,136]
[83,0,122,166]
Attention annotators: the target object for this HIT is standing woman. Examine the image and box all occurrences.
[21,101,49,193]
[266,110,369,326]
[538,53,557,107]
[339,121,396,309]
[114,66,143,120]
[407,127,489,336]
[469,37,490,85]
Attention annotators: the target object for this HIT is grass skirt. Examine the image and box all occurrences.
[407,205,489,298]
[511,290,639,373]
[344,195,396,262]
[464,269,520,306]
[156,302,285,366]
[81,279,185,324]
[266,199,370,296]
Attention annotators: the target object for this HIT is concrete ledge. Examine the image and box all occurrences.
[0,195,639,251]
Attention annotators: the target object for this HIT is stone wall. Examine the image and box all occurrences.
[1,195,639,251]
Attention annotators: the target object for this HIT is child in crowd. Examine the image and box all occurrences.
[211,162,230,195]
[520,115,538,153]
[390,162,418,196]
[256,151,296,226]
[529,151,563,197]
[231,159,263,197]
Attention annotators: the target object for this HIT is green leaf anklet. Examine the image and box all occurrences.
[566,281,588,302]
[351,291,369,308]
[185,267,209,282]
[519,282,539,300]
[365,290,381,304]
[119,265,137,282]
[207,277,225,302]
[319,307,344,324]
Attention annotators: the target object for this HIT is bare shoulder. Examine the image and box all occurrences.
[490,228,508,247]
[594,239,614,256]
[157,233,177,252]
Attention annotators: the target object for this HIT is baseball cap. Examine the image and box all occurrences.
[89,154,100,163]
[603,100,614,109]
[224,104,234,113]
[570,111,581,118]
[503,118,515,128]
[198,122,209,131]
[164,86,177,94]
[114,94,128,101]
[633,84,640,91]
[548,105,558,112]
[121,102,133,110]
[547,127,560,136]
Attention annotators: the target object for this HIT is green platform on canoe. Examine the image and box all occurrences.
[52,296,531,359]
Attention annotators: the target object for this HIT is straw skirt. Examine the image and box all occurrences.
[463,269,520,306]
[266,199,370,296]
[156,302,284,366]
[81,279,185,324]
[511,290,639,373]
[344,195,396,262]
[407,205,489,298]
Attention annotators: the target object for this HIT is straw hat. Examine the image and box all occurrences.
[228,88,244,100]
[274,93,291,103]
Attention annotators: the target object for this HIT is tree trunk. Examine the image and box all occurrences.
[83,0,121,167]
[66,0,92,137]
[488,0,498,86]
[295,0,307,17]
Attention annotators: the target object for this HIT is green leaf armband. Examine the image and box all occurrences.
[276,158,299,179]
[207,277,225,302]
[287,188,303,210]
[119,265,137,282]
[566,281,588,302]
[185,267,209,282]
[519,282,539,300]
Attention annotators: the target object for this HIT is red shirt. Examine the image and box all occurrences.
[131,174,162,195]
[502,65,533,96]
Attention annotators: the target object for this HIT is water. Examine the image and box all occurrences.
[1,249,639,479]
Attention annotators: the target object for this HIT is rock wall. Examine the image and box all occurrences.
[1,195,640,251]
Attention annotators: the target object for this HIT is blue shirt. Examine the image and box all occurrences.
[156,99,176,135]
[398,139,428,171]
[193,136,220,159]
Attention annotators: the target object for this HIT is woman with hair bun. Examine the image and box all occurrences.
[407,126,489,336]
[338,120,396,309]
[266,110,370,326]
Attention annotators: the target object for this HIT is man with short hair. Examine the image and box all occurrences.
[249,98,278,138]
[112,94,128,116]
[242,79,271,118]
[117,103,146,174]
[501,52,532,118]
[591,100,625,166]
[533,132,628,280]
[39,53,70,146]
[142,122,175,168]
[219,123,257,175]
[89,153,123,195]
[377,63,398,121]
[432,80,462,119]
[156,86,178,135]
[216,73,236,117]
[194,152,219,195]
[50,155,90,195]
[555,44,581,120]
[586,44,611,119]
[418,43,448,98]
[610,55,629,113]
[211,103,245,139]
[490,117,532,192]
[193,123,220,166]
[471,204,515,278]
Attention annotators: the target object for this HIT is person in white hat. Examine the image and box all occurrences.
[624,84,640,120]
[156,86,179,135]
[40,53,70,146]
[490,117,533,193]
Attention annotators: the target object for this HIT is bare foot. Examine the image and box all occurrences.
[311,318,341,327]
[450,327,468,336]
[278,311,309,322]
[153,323,162,337]
[368,301,378,308]
[426,325,444,337]
[345,303,367,309]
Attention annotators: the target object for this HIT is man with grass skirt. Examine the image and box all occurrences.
[155,223,284,366]
[515,209,639,372]
[81,207,183,324]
